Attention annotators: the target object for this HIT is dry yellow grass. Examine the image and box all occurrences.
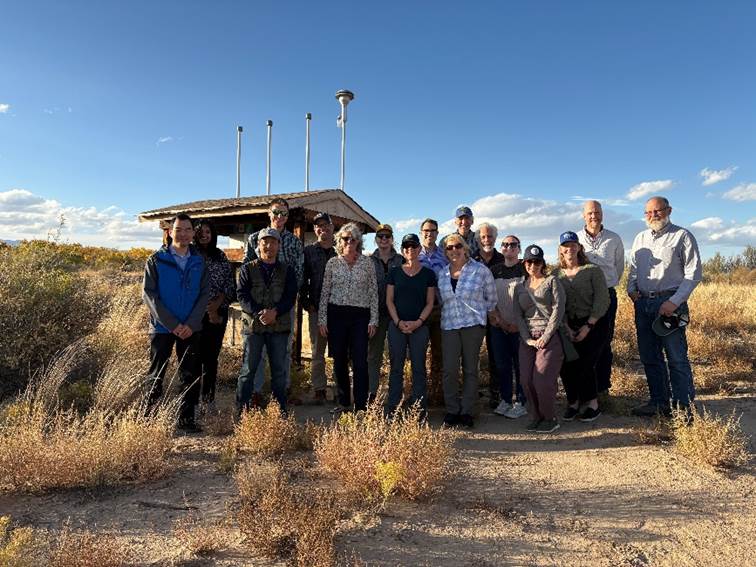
[173,513,233,557]
[47,523,130,567]
[672,405,751,470]
[235,461,339,567]
[0,516,39,567]
[230,405,312,460]
[0,344,178,493]
[314,401,457,502]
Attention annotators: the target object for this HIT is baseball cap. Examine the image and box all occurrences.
[523,244,544,262]
[376,223,393,235]
[455,206,473,218]
[652,311,690,337]
[401,233,420,248]
[559,231,579,245]
[258,227,281,241]
[313,212,332,225]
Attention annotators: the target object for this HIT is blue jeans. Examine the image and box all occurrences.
[634,296,695,408]
[237,331,289,413]
[387,322,429,413]
[488,326,526,405]
[251,316,293,392]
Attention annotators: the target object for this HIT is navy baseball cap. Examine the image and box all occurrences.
[313,212,332,225]
[559,231,579,245]
[401,233,420,248]
[455,206,473,218]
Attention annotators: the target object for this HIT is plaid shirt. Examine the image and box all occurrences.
[437,259,497,330]
[244,228,304,287]
[419,245,448,275]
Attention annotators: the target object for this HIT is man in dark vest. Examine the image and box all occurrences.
[236,228,298,415]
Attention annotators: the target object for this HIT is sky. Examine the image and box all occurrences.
[1,0,755,260]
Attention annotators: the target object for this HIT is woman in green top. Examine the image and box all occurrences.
[555,231,610,422]
[386,233,437,417]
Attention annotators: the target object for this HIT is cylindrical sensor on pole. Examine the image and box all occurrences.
[236,126,243,198]
[335,90,354,191]
[305,113,312,192]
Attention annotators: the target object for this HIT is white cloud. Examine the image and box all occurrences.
[700,166,737,186]
[705,218,756,246]
[0,188,162,249]
[0,103,9,114]
[691,217,724,230]
[722,183,756,202]
[156,136,175,146]
[394,218,423,233]
[43,108,54,115]
[626,179,674,200]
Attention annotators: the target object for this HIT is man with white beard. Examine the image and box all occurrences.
[627,196,702,418]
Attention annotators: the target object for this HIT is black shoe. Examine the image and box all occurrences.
[488,393,501,410]
[563,406,580,421]
[526,419,541,432]
[578,407,601,422]
[443,413,460,427]
[536,419,560,433]
[459,414,475,428]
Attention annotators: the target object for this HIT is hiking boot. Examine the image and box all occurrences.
[578,407,601,422]
[443,413,460,427]
[631,402,664,417]
[312,389,327,406]
[504,402,528,419]
[563,406,580,421]
[493,400,513,416]
[459,414,475,428]
[536,419,560,433]
[526,419,541,432]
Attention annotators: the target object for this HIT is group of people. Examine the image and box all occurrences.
[142,194,702,434]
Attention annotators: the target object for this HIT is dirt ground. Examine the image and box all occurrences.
[1,384,753,567]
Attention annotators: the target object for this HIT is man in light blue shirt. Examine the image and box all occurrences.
[627,196,702,417]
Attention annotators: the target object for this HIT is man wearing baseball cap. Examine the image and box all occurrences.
[440,206,479,258]
[236,228,298,414]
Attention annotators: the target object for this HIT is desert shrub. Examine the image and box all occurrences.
[173,513,232,557]
[235,461,339,567]
[201,403,236,437]
[47,523,130,567]
[672,406,751,470]
[314,402,456,502]
[0,242,105,394]
[230,405,311,460]
[0,344,178,492]
[0,516,39,567]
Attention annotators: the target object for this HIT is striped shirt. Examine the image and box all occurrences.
[437,259,497,330]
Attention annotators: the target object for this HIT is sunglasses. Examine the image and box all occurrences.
[271,209,289,217]
[445,243,464,251]
[524,259,543,264]
[502,242,519,249]
[376,233,392,240]
[340,236,356,243]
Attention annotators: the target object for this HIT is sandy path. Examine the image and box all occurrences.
[0,393,753,566]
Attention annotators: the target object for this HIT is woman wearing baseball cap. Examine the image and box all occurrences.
[554,231,610,423]
[514,244,566,433]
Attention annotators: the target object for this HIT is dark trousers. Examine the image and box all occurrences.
[327,304,370,411]
[489,327,526,405]
[560,315,610,405]
[237,331,289,413]
[198,310,228,403]
[485,325,500,397]
[387,322,430,413]
[595,288,618,392]
[147,332,201,423]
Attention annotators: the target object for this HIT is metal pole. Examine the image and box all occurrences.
[235,126,242,197]
[305,113,311,192]
[339,118,346,191]
[266,120,272,195]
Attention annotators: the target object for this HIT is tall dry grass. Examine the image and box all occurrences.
[0,343,178,493]
[671,406,751,470]
[314,402,456,502]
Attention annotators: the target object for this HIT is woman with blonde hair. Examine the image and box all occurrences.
[319,223,379,413]
[437,233,498,428]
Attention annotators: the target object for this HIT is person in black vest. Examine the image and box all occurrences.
[236,228,298,415]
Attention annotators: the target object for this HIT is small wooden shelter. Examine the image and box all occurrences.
[138,189,380,364]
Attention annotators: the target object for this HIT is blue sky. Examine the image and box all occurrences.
[1,0,754,258]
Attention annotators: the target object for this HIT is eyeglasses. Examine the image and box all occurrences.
[340,236,356,244]
[271,209,289,217]
[445,243,464,251]
[376,233,392,240]
[502,242,519,249]
[644,207,669,217]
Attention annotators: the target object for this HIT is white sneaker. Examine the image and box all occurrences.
[504,402,528,419]
[494,401,513,416]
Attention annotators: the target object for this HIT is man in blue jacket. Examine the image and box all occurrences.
[143,214,209,431]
